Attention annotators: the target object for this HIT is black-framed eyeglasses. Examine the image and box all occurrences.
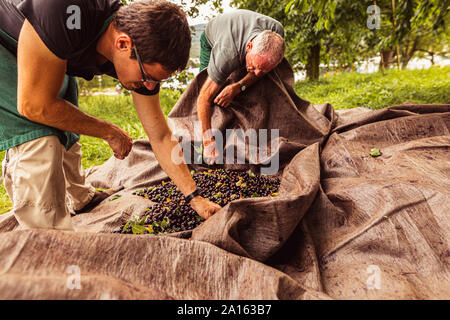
[133,45,161,85]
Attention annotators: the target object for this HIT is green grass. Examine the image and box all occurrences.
[0,165,10,214]
[0,67,448,214]
[79,94,143,168]
[294,66,450,110]
[79,89,181,168]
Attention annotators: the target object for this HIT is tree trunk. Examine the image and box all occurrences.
[379,49,394,70]
[401,38,418,69]
[306,43,321,81]
[391,0,401,69]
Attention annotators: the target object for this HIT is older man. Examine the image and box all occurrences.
[197,9,285,164]
[0,0,221,230]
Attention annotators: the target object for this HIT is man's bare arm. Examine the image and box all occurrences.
[197,76,223,141]
[132,91,221,219]
[17,19,132,158]
[132,91,196,196]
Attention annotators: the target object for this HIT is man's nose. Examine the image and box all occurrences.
[254,69,262,77]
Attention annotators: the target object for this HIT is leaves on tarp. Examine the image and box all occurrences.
[109,194,122,201]
[369,148,382,157]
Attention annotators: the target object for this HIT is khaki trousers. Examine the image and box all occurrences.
[1,135,95,230]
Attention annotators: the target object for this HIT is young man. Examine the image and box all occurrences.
[0,0,221,230]
[197,9,286,164]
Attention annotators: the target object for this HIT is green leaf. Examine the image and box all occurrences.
[132,224,147,234]
[109,194,121,201]
[146,225,154,234]
[324,19,330,31]
[122,221,130,232]
[369,148,382,157]
[285,0,296,14]
[196,153,203,164]
[248,169,256,177]
[194,144,203,154]
[152,221,160,228]
[300,0,308,13]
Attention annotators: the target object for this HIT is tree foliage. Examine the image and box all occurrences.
[230,0,449,78]
[124,0,450,80]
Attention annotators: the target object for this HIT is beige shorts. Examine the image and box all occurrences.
[1,135,95,230]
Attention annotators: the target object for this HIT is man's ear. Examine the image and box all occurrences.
[246,41,253,53]
[115,33,132,52]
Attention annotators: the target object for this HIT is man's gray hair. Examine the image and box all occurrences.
[251,30,285,66]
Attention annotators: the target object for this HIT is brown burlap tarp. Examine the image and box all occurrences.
[0,61,449,299]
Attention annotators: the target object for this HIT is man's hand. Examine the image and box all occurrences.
[203,138,219,165]
[104,124,133,160]
[190,196,222,220]
[214,83,240,107]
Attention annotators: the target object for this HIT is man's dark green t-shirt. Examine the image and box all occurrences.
[0,0,158,151]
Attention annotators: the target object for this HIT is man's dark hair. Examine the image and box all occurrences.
[114,0,191,73]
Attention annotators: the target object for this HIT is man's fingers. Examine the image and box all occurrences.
[114,148,130,160]
[205,153,217,165]
[205,156,215,165]
[214,95,223,104]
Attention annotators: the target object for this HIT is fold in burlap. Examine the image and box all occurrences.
[0,61,448,299]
